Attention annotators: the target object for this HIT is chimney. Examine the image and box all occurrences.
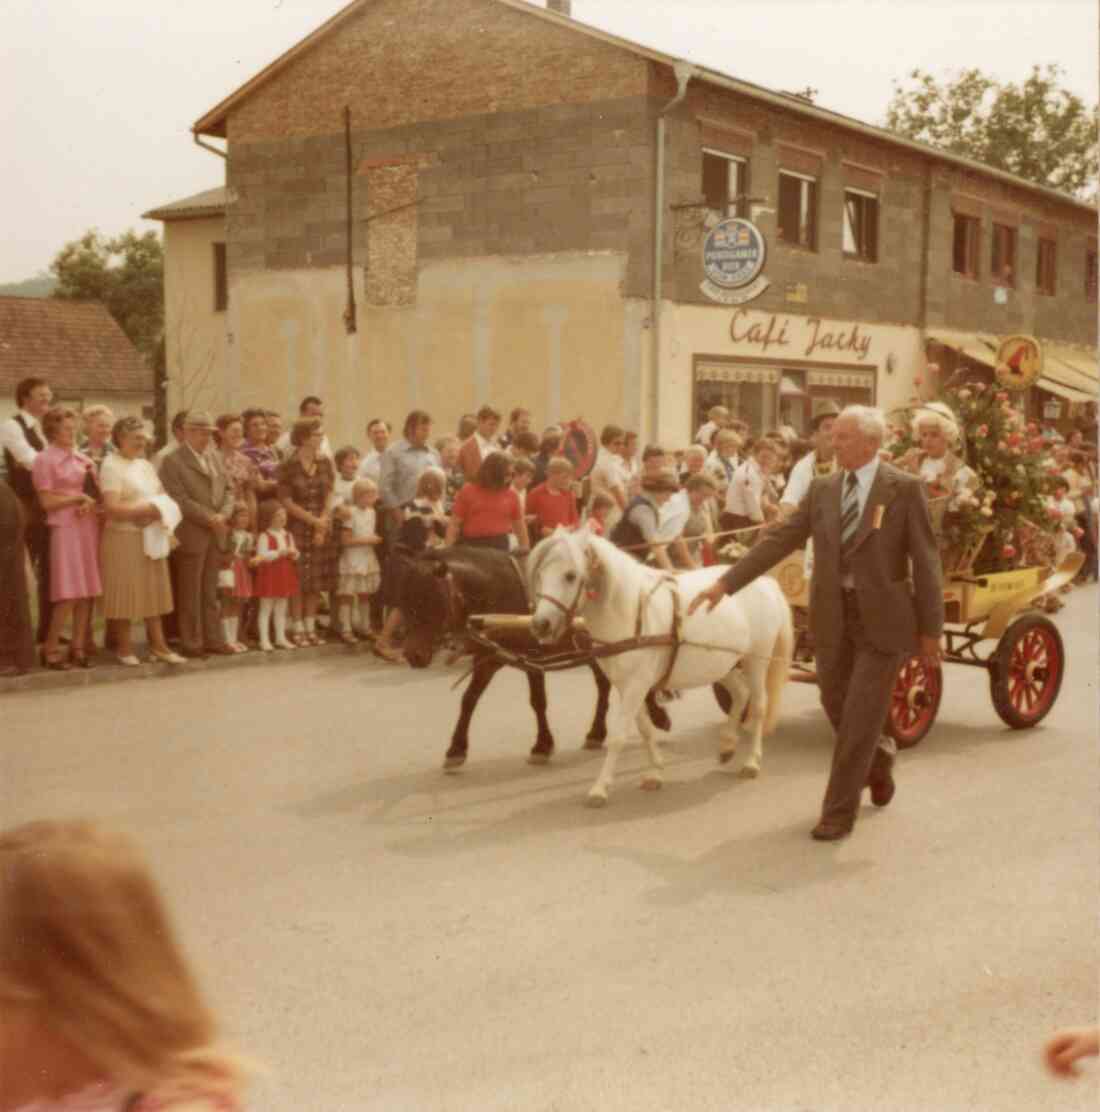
[547,0,572,15]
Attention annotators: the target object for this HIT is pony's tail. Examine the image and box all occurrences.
[763,599,794,736]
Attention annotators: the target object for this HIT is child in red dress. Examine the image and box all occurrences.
[218,504,254,653]
[251,504,300,652]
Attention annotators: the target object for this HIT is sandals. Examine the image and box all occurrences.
[41,649,72,672]
[372,642,404,664]
[340,631,359,646]
[69,650,94,670]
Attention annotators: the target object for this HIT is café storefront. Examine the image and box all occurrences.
[657,302,926,442]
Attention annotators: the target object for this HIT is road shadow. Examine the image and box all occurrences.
[586,815,877,905]
[378,758,803,860]
[291,706,828,826]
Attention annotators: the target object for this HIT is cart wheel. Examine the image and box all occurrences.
[886,654,942,749]
[989,614,1064,729]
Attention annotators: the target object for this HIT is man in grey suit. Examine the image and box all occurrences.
[691,406,943,841]
[159,411,235,658]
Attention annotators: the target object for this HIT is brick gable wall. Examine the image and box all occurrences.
[227,0,646,144]
[224,0,658,299]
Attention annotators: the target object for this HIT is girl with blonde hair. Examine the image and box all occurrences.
[0,820,246,1111]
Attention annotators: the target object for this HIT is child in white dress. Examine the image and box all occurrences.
[336,480,383,644]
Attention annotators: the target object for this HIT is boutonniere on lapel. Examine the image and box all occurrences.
[871,491,897,530]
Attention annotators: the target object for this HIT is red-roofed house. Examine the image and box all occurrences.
[0,296,154,420]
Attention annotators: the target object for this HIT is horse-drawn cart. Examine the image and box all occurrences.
[765,538,1083,749]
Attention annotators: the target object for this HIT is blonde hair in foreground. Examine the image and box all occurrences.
[0,820,244,1098]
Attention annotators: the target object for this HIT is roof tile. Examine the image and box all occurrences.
[0,297,153,399]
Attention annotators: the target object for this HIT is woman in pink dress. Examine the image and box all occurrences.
[0,820,247,1111]
[31,407,103,670]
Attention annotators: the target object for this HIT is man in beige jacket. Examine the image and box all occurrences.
[159,412,235,658]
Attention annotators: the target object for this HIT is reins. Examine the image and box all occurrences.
[439,533,789,689]
[615,521,769,555]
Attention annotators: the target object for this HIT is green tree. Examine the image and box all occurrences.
[885,64,1098,197]
[50,229,164,362]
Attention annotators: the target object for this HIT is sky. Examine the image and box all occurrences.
[1,0,1096,284]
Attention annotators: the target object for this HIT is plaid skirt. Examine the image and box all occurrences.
[287,519,339,594]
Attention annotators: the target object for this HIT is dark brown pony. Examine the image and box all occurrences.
[398,544,674,769]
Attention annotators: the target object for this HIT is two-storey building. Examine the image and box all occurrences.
[146,0,1097,448]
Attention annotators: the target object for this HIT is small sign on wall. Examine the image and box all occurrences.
[701,218,770,305]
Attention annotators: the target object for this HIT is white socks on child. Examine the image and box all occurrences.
[338,602,352,633]
[259,599,294,651]
[273,600,293,649]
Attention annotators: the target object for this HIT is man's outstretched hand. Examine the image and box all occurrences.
[688,580,728,616]
[1044,1026,1099,1077]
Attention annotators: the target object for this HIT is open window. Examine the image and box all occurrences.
[842,189,878,262]
[777,171,817,250]
[991,223,1017,287]
[702,149,748,218]
[952,214,980,279]
[1036,238,1057,296]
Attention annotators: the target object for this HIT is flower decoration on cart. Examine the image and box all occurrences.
[888,370,1054,574]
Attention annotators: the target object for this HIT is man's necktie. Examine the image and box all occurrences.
[839,471,859,574]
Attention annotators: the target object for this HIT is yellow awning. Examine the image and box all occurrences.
[696,363,779,384]
[925,329,1000,368]
[1035,376,1095,404]
[1039,341,1098,398]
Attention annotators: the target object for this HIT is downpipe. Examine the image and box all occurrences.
[650,62,696,442]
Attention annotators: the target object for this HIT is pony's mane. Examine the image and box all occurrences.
[585,532,663,584]
[528,528,663,593]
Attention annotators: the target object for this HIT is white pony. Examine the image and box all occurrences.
[529,528,793,806]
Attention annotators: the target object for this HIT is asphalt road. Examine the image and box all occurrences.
[2,586,1097,1111]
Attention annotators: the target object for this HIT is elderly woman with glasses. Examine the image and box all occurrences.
[31,407,102,670]
[98,417,186,666]
[78,404,115,474]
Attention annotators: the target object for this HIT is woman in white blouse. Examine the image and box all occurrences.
[99,417,185,665]
[899,402,977,502]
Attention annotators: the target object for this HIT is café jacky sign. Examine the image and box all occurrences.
[729,309,874,361]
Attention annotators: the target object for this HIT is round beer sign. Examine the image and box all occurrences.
[702,218,767,290]
[994,335,1043,391]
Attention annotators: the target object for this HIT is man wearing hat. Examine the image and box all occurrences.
[779,400,840,518]
[159,412,236,658]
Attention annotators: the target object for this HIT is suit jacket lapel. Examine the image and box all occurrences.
[849,465,897,554]
[826,470,845,545]
[180,447,213,487]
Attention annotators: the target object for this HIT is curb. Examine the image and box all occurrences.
[0,640,385,697]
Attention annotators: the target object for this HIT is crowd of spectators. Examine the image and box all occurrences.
[1,380,1096,676]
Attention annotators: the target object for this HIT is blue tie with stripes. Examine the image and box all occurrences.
[839,471,860,574]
